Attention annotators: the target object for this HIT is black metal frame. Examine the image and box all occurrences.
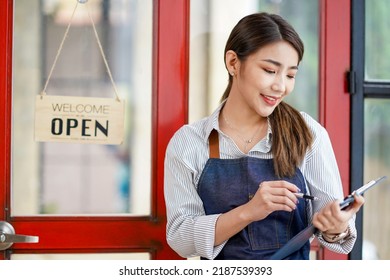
[350,0,390,259]
[350,0,365,260]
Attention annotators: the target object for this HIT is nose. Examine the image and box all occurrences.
[271,75,286,93]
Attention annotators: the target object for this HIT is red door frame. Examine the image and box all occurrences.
[0,0,188,260]
[0,0,13,260]
[319,0,351,260]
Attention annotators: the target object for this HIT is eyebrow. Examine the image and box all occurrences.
[261,59,299,70]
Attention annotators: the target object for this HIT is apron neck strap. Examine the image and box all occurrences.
[209,129,220,159]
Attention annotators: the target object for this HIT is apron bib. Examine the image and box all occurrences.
[197,130,310,260]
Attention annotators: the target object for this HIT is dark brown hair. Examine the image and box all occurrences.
[222,12,313,177]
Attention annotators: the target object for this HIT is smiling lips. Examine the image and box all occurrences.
[260,94,280,106]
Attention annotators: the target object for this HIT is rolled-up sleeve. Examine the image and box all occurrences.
[164,129,226,259]
[302,112,357,254]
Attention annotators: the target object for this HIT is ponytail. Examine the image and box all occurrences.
[269,102,313,178]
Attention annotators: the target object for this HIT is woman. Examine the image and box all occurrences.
[164,12,364,260]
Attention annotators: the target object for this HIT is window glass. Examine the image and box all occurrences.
[365,0,390,81]
[189,0,319,122]
[12,0,153,215]
[363,99,390,259]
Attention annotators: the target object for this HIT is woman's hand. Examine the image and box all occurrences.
[243,180,300,222]
[214,180,299,245]
[312,194,365,235]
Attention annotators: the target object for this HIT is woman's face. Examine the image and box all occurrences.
[230,41,299,117]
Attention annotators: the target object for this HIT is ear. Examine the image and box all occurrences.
[225,50,240,76]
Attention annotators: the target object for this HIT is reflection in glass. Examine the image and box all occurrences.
[363,99,390,259]
[12,0,152,215]
[189,0,319,122]
[365,0,390,81]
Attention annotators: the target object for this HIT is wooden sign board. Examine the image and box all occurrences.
[35,95,125,145]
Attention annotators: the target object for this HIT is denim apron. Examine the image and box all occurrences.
[197,130,310,260]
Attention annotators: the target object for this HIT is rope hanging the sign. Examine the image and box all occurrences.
[40,0,121,102]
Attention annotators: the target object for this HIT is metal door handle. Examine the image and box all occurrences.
[1,233,39,243]
[0,221,39,250]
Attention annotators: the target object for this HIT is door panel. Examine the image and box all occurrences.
[364,0,390,81]
[0,0,189,260]
[12,0,152,216]
[363,99,390,259]
[360,0,390,260]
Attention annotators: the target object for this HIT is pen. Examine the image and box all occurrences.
[294,193,319,201]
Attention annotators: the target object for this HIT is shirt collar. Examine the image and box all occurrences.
[204,101,224,142]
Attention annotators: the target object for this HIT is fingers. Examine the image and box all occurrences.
[260,180,300,193]
[341,193,365,214]
[351,193,365,210]
[256,180,300,212]
[264,194,298,212]
[313,196,364,234]
[313,211,347,233]
[312,201,343,232]
[312,213,325,231]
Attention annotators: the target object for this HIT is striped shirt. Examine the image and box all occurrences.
[164,102,357,259]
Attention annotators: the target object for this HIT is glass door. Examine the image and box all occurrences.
[0,0,189,260]
[351,0,390,260]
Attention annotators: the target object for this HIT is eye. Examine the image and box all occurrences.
[263,69,276,74]
[287,74,296,80]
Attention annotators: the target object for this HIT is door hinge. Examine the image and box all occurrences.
[347,70,356,94]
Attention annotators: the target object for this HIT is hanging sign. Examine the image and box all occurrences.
[35,95,125,145]
[34,1,125,145]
